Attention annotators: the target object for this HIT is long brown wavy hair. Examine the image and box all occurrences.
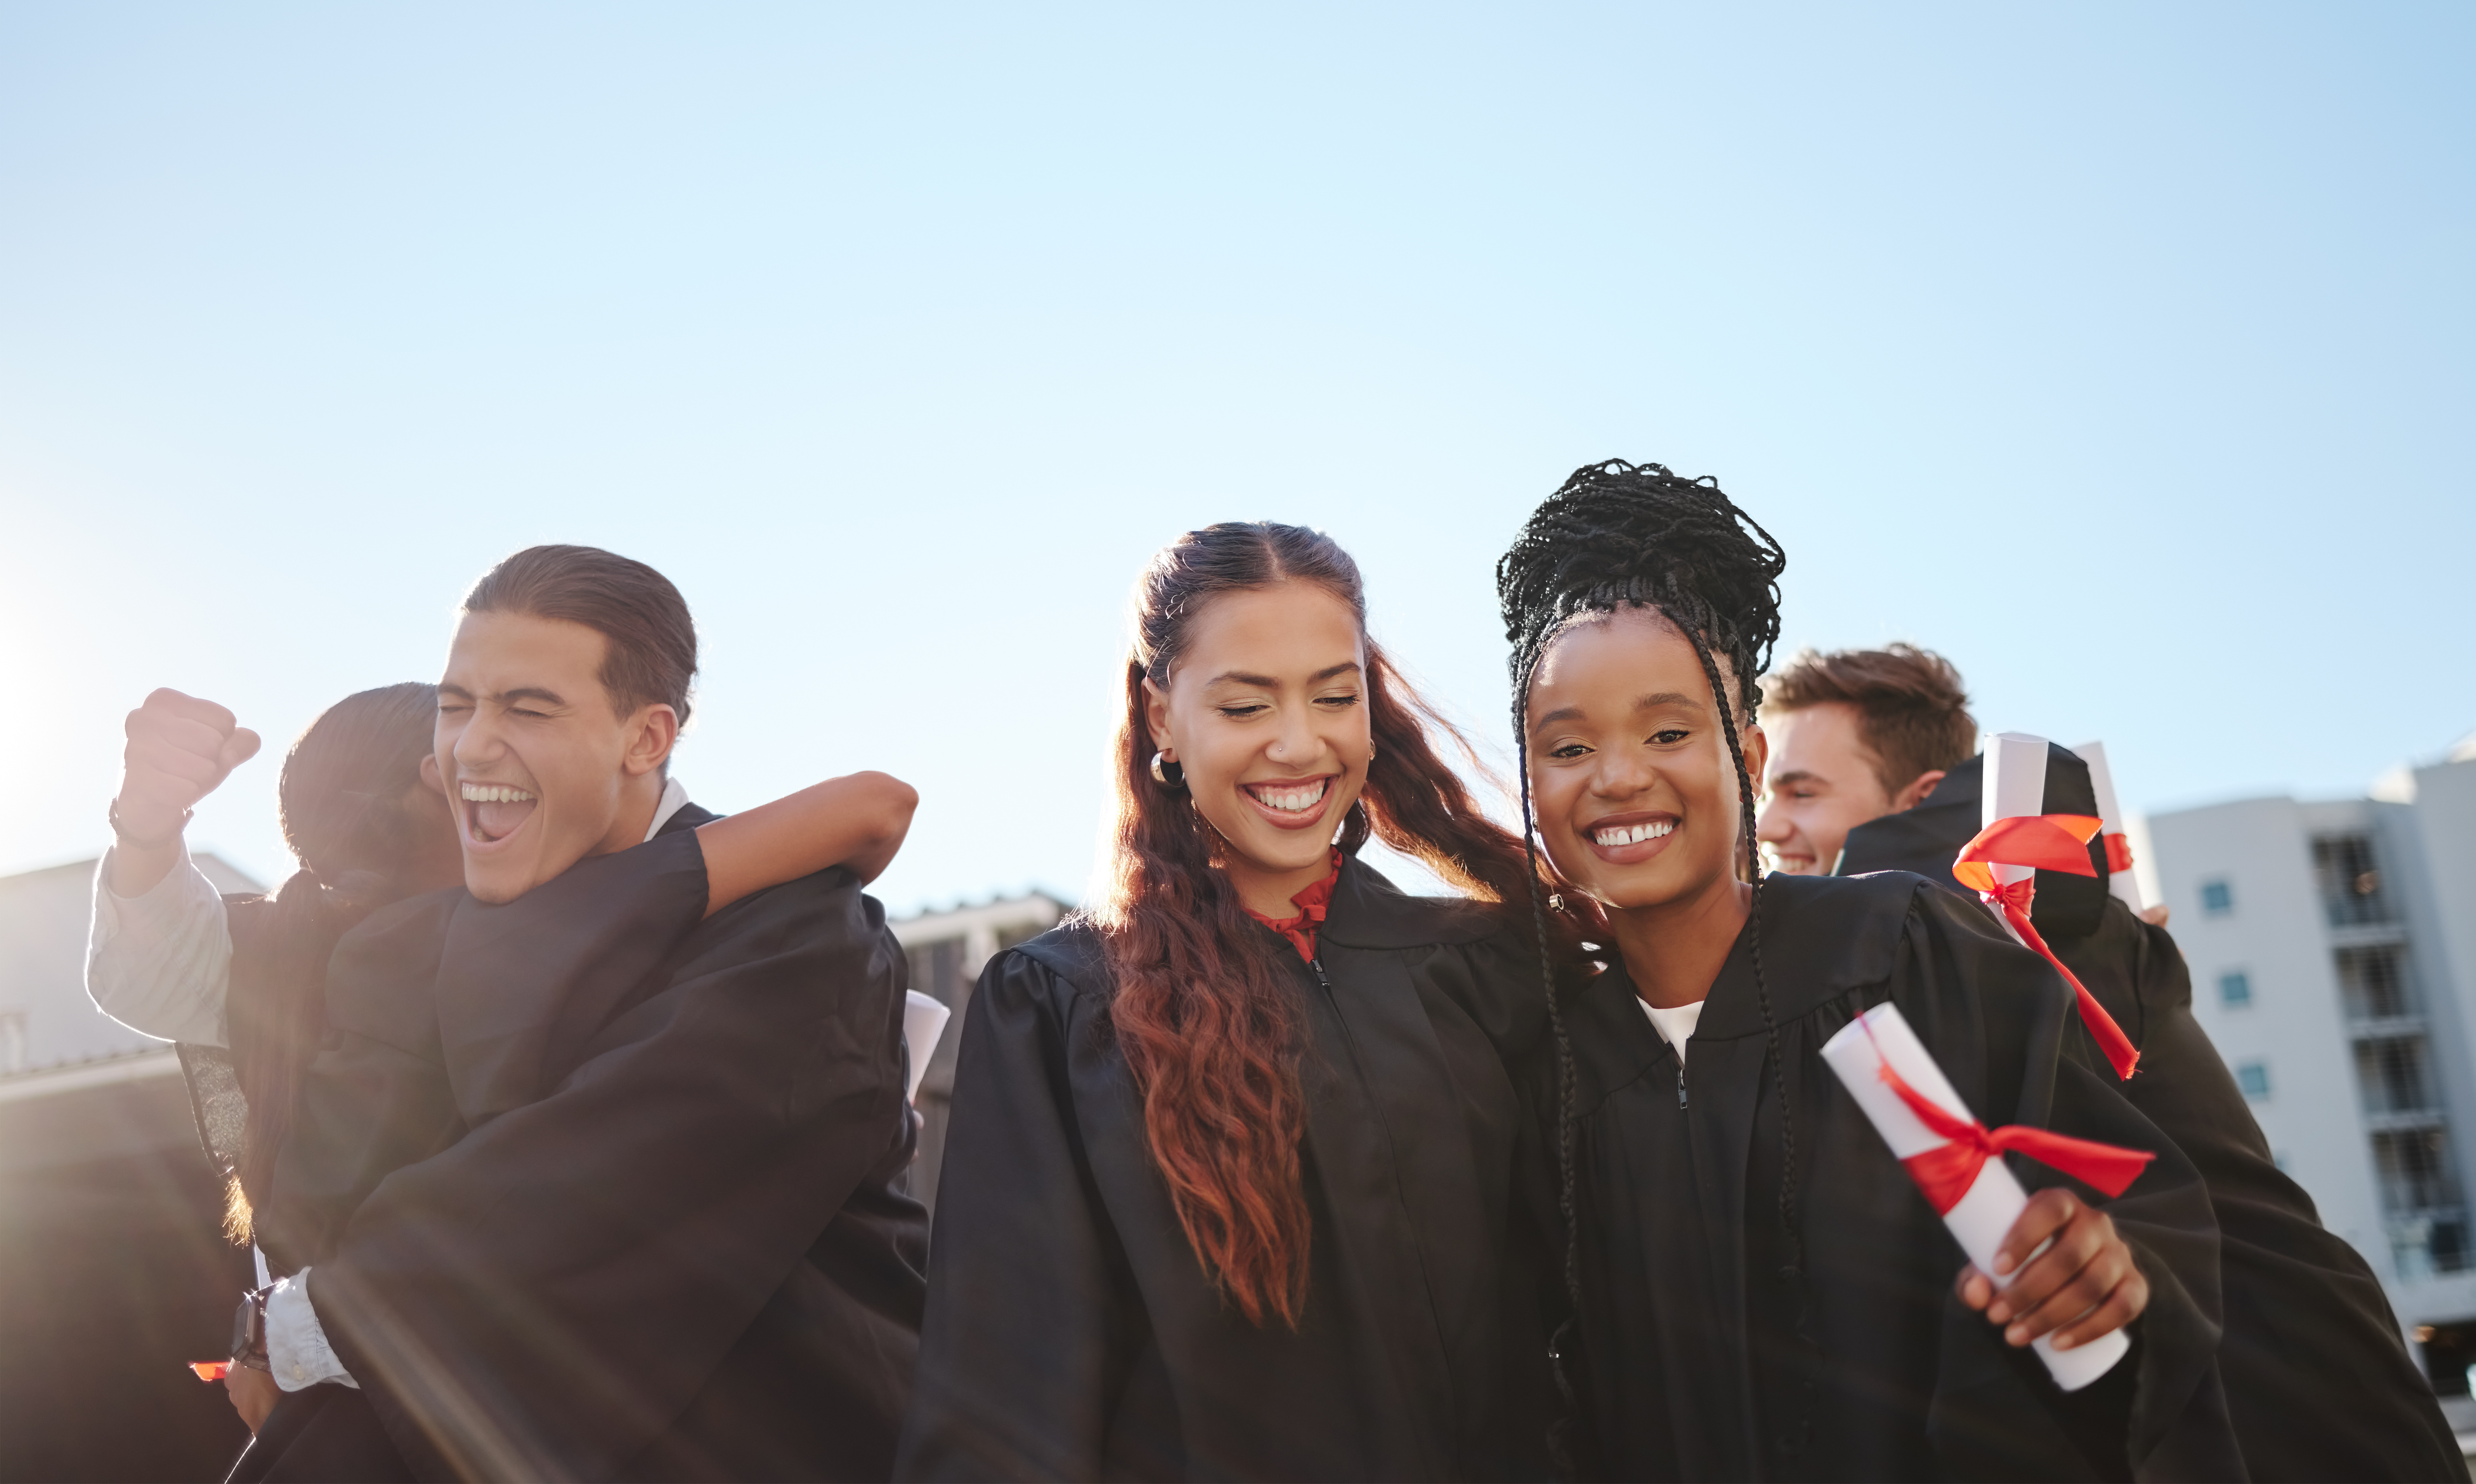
[1091,521,1549,1328]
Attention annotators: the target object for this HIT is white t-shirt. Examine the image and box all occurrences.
[1638,998,1705,1064]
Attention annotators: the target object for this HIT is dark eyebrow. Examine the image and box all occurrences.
[1203,662,1362,688]
[1529,690,1702,733]
[437,683,474,702]
[1769,768,1823,788]
[495,687,569,708]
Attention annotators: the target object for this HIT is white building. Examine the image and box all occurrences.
[2138,739,2476,1392]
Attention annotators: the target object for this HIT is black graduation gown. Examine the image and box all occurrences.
[242,806,928,1483]
[1557,871,2244,1482]
[1841,752,2465,1481]
[895,857,1562,1483]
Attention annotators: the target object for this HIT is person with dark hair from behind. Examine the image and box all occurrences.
[1764,643,2464,1480]
[1496,461,2247,1481]
[90,544,928,1481]
[90,681,460,1433]
[899,522,1564,1481]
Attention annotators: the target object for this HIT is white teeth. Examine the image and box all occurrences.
[1593,819,1675,847]
[459,783,538,804]
[1248,780,1329,813]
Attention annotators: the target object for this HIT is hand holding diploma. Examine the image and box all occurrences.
[1822,1002,2154,1389]
[1956,1188,2150,1356]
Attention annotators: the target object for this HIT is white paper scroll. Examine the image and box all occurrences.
[2072,739,2150,913]
[903,990,952,1103]
[1979,732,2053,945]
[1820,1001,2129,1391]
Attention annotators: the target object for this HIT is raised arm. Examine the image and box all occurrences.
[697,770,917,912]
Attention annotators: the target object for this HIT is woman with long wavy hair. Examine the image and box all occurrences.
[898,522,1566,1482]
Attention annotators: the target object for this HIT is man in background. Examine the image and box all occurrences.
[1757,641,2462,1482]
[1753,642,1968,878]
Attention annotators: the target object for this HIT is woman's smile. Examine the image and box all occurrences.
[1240,775,1335,829]
[1584,809,1679,865]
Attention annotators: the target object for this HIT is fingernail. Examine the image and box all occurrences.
[2006,1324,2028,1345]
[1993,1252,2015,1276]
[1987,1304,2009,1323]
[2053,1335,2074,1350]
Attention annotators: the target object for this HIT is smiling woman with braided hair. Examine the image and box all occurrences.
[1498,462,2246,1481]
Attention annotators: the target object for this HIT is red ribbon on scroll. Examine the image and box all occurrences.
[2103,833,2134,875]
[189,1361,232,1382]
[1952,814,2141,1081]
[1873,1051,2155,1214]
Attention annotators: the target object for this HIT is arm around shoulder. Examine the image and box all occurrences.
[699,770,918,911]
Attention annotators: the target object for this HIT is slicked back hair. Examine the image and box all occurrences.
[462,545,698,727]
[1764,644,1975,798]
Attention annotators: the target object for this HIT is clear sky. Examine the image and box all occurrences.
[2,3,2467,915]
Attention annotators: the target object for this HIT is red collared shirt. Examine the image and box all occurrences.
[1245,849,1344,963]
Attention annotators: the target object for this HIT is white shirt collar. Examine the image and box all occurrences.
[645,775,692,842]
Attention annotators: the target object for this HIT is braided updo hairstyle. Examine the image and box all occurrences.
[1496,459,1803,1447]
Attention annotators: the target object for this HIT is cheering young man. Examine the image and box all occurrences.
[1761,642,2461,1482]
[100,546,928,1482]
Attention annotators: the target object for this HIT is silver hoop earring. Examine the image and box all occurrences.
[1150,751,1186,791]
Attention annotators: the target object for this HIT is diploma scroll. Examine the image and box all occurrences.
[2072,740,2150,914]
[1821,1002,2134,1391]
[903,990,953,1103]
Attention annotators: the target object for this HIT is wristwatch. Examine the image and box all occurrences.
[230,1286,272,1373]
[108,798,192,850]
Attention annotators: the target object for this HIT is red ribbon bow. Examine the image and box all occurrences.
[1873,1045,2155,1215]
[1953,814,2141,1081]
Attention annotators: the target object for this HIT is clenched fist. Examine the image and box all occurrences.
[108,689,262,895]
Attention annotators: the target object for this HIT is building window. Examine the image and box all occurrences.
[2337,946,2415,1023]
[2236,1061,2271,1099]
[2311,832,2393,927]
[2200,878,2234,916]
[2373,1128,2465,1217]
[2356,1037,2438,1116]
[2217,971,2253,1009]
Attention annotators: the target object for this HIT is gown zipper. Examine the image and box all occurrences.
[1677,1060,1689,1109]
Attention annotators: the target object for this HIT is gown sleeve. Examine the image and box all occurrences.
[1893,884,2240,1481]
[307,861,910,1483]
[896,947,1126,1483]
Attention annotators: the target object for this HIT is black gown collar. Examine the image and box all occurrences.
[1581,871,1926,1050]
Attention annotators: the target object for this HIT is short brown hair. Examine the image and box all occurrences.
[1763,643,1974,797]
[462,545,698,725]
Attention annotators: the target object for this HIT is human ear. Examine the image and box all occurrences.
[419,753,445,795]
[1742,722,1769,794]
[1142,676,1174,756]
[622,704,681,778]
[1893,768,1947,811]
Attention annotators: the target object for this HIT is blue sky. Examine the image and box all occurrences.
[2,3,2467,914]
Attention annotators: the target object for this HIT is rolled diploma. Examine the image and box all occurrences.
[1820,1001,2129,1390]
[2072,740,2149,912]
[1979,732,2051,947]
[903,990,953,1103]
